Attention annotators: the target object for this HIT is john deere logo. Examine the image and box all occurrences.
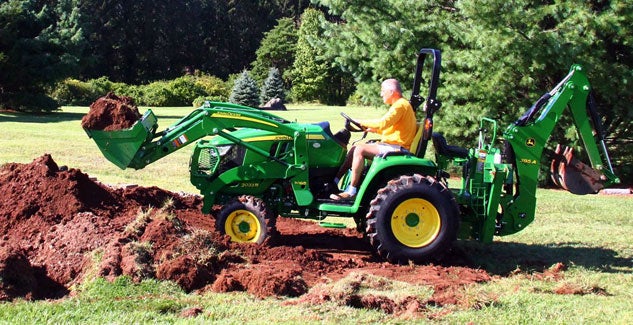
[526,138,535,147]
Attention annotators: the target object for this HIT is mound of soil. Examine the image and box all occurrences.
[81,92,141,131]
[1,154,500,318]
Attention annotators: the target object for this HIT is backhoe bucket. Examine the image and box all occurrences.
[84,110,157,169]
[550,144,606,195]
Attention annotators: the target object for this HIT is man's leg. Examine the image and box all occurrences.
[349,143,381,187]
[334,146,355,183]
[331,143,381,200]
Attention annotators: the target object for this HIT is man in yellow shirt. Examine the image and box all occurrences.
[331,78,417,200]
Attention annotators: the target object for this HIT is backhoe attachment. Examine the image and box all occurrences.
[550,144,608,195]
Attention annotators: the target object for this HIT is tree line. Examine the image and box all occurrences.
[0,0,312,110]
[311,0,632,182]
[2,0,631,181]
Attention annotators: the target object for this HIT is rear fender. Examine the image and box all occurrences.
[354,155,439,209]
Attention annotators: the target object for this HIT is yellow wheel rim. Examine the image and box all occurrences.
[390,198,441,248]
[224,209,261,243]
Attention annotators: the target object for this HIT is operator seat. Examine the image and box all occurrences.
[431,132,469,159]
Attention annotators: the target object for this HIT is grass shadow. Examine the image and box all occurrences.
[448,240,633,275]
[0,110,186,125]
[271,232,374,255]
[0,111,86,123]
[271,230,632,275]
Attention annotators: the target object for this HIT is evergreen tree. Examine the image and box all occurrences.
[260,67,286,103]
[76,0,310,84]
[288,8,354,105]
[315,0,633,181]
[288,8,328,102]
[313,0,449,105]
[229,70,260,107]
[251,17,298,85]
[0,0,85,112]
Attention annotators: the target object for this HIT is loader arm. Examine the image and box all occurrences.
[498,65,620,235]
[84,101,318,205]
[128,102,303,170]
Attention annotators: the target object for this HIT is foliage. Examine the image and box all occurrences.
[75,1,310,84]
[260,67,286,104]
[191,74,230,107]
[167,76,208,106]
[139,81,174,107]
[52,75,227,107]
[288,8,328,102]
[192,73,230,102]
[288,8,354,105]
[229,70,260,107]
[251,17,298,85]
[0,0,85,112]
[315,0,633,183]
[313,0,450,105]
[51,78,99,106]
[443,1,633,184]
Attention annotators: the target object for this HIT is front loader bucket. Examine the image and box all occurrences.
[84,110,157,169]
[550,144,607,195]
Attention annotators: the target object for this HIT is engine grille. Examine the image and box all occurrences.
[196,147,220,176]
[196,145,245,177]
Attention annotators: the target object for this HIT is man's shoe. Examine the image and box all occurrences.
[330,192,355,201]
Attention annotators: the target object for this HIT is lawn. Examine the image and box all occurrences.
[1,105,632,324]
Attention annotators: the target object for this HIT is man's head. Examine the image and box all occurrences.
[380,79,402,104]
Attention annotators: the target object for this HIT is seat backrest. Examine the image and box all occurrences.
[409,122,423,156]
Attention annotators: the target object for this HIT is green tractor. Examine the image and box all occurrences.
[84,49,619,264]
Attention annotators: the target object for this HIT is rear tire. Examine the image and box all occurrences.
[366,174,459,264]
[216,195,275,244]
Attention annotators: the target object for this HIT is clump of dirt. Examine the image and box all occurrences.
[511,262,567,281]
[552,283,609,296]
[289,271,494,319]
[0,154,499,319]
[81,92,141,131]
[180,306,203,318]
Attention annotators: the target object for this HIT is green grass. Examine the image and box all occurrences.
[0,104,384,193]
[1,105,632,323]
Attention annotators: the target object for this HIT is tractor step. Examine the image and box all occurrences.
[318,222,347,228]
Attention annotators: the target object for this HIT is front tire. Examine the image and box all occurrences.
[216,195,275,244]
[366,174,459,264]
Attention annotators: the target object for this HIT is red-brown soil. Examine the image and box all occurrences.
[80,92,141,131]
[0,155,500,317]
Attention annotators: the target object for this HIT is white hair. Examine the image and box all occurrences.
[381,78,402,94]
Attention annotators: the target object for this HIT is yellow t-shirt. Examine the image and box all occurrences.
[361,97,417,150]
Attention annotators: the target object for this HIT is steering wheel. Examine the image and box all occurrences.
[340,112,366,132]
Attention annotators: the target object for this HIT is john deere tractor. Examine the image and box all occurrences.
[84,49,619,264]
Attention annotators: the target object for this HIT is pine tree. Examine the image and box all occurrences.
[288,8,355,105]
[315,0,633,183]
[0,0,85,112]
[288,8,329,102]
[251,17,298,85]
[260,67,286,104]
[229,70,260,108]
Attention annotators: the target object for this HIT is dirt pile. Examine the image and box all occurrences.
[1,154,499,318]
[81,92,141,131]
[0,154,204,299]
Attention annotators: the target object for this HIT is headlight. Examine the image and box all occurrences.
[211,145,234,157]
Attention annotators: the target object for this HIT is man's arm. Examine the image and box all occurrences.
[360,102,405,133]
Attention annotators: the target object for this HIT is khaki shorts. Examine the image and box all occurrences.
[376,143,405,155]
